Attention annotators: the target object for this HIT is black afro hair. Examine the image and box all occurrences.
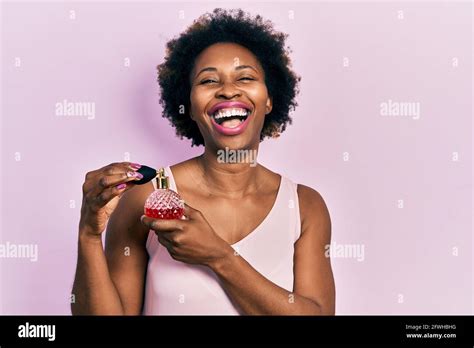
[157,8,301,146]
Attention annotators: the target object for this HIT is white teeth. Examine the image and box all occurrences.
[212,108,249,120]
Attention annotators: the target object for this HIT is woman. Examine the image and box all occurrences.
[72,8,335,315]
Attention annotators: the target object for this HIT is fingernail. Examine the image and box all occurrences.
[130,163,141,170]
[116,183,127,190]
[126,171,142,178]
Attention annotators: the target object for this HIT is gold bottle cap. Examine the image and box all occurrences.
[156,167,169,189]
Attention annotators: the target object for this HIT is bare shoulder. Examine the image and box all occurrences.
[170,157,198,175]
[296,184,331,240]
[297,184,329,213]
[121,180,155,213]
[293,184,335,314]
[169,158,201,190]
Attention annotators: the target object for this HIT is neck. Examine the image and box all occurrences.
[196,144,260,197]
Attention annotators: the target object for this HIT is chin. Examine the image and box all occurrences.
[208,131,259,151]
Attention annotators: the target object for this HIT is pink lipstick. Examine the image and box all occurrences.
[208,101,252,116]
[208,101,253,136]
[210,112,252,135]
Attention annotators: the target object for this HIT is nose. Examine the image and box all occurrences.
[215,81,241,99]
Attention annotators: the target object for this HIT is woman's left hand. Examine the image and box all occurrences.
[140,203,233,267]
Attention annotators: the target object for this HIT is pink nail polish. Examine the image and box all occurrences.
[116,183,127,190]
[130,163,142,170]
[126,171,143,179]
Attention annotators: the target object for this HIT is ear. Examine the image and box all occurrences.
[265,95,273,115]
[189,110,195,121]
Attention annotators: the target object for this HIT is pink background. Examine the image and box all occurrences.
[0,1,472,314]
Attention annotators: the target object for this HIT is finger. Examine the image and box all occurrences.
[101,162,142,176]
[89,171,144,197]
[91,182,131,209]
[140,215,184,232]
[156,230,180,244]
[83,162,143,192]
[156,232,174,250]
[86,162,141,179]
[84,163,117,179]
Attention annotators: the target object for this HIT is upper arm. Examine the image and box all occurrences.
[104,182,154,315]
[293,184,335,315]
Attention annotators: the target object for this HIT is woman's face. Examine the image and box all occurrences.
[189,42,272,150]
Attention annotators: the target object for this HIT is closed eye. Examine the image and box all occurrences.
[200,79,217,84]
[200,77,255,85]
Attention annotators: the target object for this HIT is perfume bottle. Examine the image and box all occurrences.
[144,168,184,219]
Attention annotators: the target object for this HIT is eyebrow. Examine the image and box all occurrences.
[194,65,259,80]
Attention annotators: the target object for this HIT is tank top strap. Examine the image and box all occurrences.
[163,166,177,191]
[281,175,302,243]
[150,175,157,190]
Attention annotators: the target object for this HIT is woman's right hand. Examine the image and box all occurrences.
[79,162,144,237]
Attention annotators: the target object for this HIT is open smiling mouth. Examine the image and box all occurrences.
[211,107,251,129]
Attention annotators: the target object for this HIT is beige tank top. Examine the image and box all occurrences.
[142,166,301,315]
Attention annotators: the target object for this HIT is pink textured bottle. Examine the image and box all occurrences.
[144,168,184,219]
